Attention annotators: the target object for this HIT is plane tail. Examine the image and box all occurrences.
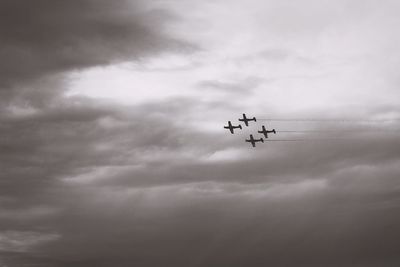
[261,138,264,143]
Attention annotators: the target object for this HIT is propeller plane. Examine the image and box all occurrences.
[258,125,276,138]
[245,134,264,147]
[224,121,242,134]
[239,113,256,126]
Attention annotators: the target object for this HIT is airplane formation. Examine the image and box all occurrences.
[224,113,276,147]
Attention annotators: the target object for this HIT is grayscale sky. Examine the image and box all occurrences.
[1,0,400,266]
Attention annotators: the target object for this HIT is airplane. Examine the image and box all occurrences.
[224,121,242,134]
[239,113,256,126]
[245,134,264,147]
[258,125,276,138]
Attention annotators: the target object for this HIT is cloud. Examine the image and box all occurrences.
[17,175,400,267]
[3,97,399,267]
[196,77,264,96]
[0,0,192,107]
[0,231,60,252]
[1,0,400,266]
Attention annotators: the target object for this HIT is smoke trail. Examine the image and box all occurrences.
[264,139,310,142]
[277,130,343,133]
[264,139,349,142]
[258,118,400,123]
[277,129,399,133]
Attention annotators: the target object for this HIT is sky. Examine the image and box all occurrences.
[1,0,400,266]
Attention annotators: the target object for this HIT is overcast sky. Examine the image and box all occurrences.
[1,0,400,266]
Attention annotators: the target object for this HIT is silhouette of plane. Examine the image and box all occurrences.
[258,125,276,138]
[224,121,242,134]
[239,113,256,126]
[245,134,264,147]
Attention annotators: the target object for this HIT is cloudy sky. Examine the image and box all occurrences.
[1,0,400,266]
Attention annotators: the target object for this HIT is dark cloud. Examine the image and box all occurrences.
[0,0,192,106]
[13,174,400,267]
[1,94,400,266]
[0,0,186,82]
[0,95,400,266]
[2,93,400,266]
